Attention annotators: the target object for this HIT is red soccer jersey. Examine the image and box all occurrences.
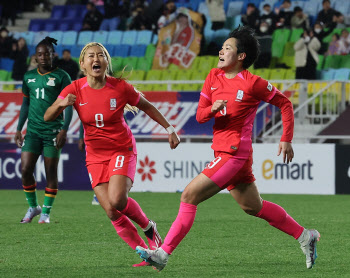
[59,76,140,164]
[196,68,294,158]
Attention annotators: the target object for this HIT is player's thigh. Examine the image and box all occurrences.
[94,183,122,220]
[21,151,40,175]
[43,135,61,158]
[108,175,133,208]
[21,131,43,157]
[181,173,222,205]
[229,182,263,214]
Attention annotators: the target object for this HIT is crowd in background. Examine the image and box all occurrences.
[1,0,350,81]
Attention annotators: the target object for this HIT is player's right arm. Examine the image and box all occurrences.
[15,96,29,148]
[44,94,76,122]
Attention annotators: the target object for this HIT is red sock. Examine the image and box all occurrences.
[161,202,197,255]
[111,215,147,250]
[120,198,149,229]
[255,200,304,239]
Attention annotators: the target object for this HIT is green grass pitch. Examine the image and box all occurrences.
[1,190,349,277]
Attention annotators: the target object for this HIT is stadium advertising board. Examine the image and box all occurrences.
[0,143,336,194]
[335,145,350,194]
[0,91,213,137]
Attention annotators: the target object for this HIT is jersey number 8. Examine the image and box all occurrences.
[95,113,104,127]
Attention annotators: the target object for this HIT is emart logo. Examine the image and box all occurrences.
[137,156,157,181]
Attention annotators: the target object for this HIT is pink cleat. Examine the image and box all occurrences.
[132,261,150,267]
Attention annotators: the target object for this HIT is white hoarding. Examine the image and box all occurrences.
[133,143,335,195]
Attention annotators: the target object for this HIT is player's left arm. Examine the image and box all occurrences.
[253,77,294,164]
[136,95,180,149]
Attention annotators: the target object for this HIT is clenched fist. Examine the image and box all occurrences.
[211,100,228,113]
[60,94,76,107]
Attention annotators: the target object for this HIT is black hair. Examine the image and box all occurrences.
[322,0,330,4]
[263,4,270,8]
[63,49,71,54]
[36,36,57,53]
[294,6,302,13]
[228,26,260,69]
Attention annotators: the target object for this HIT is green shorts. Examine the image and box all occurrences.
[21,130,61,158]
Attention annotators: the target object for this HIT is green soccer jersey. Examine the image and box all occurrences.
[22,68,71,136]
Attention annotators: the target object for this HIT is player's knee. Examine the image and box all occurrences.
[180,188,197,204]
[241,205,259,216]
[108,195,127,211]
[21,165,33,180]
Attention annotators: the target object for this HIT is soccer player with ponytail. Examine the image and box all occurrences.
[15,37,72,224]
[44,42,180,267]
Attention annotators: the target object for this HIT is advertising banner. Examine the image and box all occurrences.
[0,143,335,194]
[335,145,350,194]
[152,7,204,69]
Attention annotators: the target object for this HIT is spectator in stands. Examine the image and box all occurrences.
[1,0,17,26]
[325,33,341,56]
[56,49,80,81]
[0,27,14,58]
[338,29,350,55]
[254,21,273,68]
[27,54,38,71]
[291,6,310,30]
[206,0,226,31]
[275,0,293,28]
[157,0,177,31]
[313,21,336,54]
[333,12,346,29]
[99,0,121,31]
[128,5,152,30]
[81,2,104,31]
[316,0,336,28]
[294,29,321,80]
[241,3,259,30]
[10,37,29,81]
[259,3,276,30]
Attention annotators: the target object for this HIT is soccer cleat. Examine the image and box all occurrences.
[92,194,100,205]
[20,206,42,223]
[38,213,50,224]
[136,246,169,272]
[144,220,162,250]
[132,261,150,267]
[300,229,320,269]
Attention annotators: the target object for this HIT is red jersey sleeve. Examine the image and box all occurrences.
[124,81,141,106]
[58,82,77,99]
[196,69,216,123]
[252,76,294,142]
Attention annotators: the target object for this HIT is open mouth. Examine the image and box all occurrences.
[92,64,101,72]
[219,58,225,62]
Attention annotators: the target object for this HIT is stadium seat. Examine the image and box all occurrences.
[51,5,66,19]
[152,84,168,91]
[104,44,115,56]
[72,22,83,32]
[333,68,350,80]
[136,30,153,45]
[284,68,295,80]
[28,45,36,56]
[62,31,78,45]
[0,58,14,72]
[111,57,124,73]
[197,2,209,18]
[29,19,44,32]
[32,31,49,46]
[161,69,178,80]
[241,0,260,14]
[44,19,58,32]
[339,55,350,68]
[65,5,80,18]
[107,30,123,45]
[123,57,138,71]
[198,56,217,70]
[176,69,193,80]
[129,45,147,57]
[121,30,137,45]
[226,1,244,17]
[70,45,82,58]
[270,68,286,80]
[323,55,342,69]
[289,28,303,42]
[171,83,184,92]
[128,70,146,81]
[93,31,108,44]
[146,70,163,81]
[317,54,325,70]
[112,44,130,57]
[0,69,10,81]
[58,19,73,31]
[145,44,156,60]
[138,83,153,92]
[136,57,153,71]
[323,28,341,43]
[188,0,201,11]
[272,28,291,58]
[333,1,350,16]
[254,68,270,79]
[320,69,336,80]
[19,31,34,45]
[291,0,305,9]
[152,34,158,44]
[77,31,93,46]
[303,1,319,18]
[191,69,207,80]
[182,83,202,91]
[212,29,231,46]
[49,31,63,44]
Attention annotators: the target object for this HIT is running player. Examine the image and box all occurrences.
[44,42,180,266]
[15,37,73,224]
[135,26,320,271]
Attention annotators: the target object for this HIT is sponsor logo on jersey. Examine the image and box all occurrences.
[235,90,244,101]
[267,82,273,91]
[47,78,56,86]
[28,78,36,83]
[110,98,117,110]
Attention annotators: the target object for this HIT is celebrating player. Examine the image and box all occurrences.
[44,42,180,266]
[15,37,73,224]
[136,26,320,271]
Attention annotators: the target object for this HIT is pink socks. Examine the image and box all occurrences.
[111,215,147,250]
[255,200,304,239]
[161,202,197,255]
[120,197,149,229]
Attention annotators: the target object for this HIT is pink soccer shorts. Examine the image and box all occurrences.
[86,153,137,188]
[202,151,256,191]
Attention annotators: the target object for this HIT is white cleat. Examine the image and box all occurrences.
[136,246,169,271]
[300,229,320,269]
[92,194,100,205]
[38,213,50,224]
[20,206,42,223]
[144,220,162,250]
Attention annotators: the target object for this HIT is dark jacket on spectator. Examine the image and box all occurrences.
[10,45,29,81]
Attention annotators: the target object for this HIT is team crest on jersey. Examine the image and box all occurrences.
[47,78,56,86]
[267,82,273,91]
[110,98,117,110]
[28,78,36,83]
[235,90,244,102]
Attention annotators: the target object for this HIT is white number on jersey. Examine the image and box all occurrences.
[95,113,104,127]
[35,88,45,99]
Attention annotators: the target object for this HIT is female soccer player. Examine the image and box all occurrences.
[136,26,320,271]
[15,37,73,224]
[44,42,180,266]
